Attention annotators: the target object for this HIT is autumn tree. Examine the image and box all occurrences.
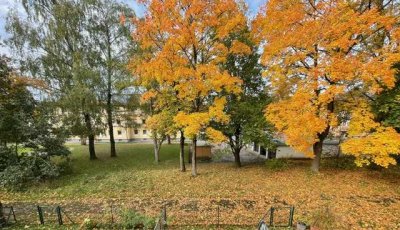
[253,0,400,172]
[373,64,400,133]
[131,0,248,176]
[146,110,176,163]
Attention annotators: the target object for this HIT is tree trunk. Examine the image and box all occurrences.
[84,113,97,160]
[106,101,116,158]
[191,137,197,176]
[105,28,116,158]
[15,142,18,158]
[167,135,171,144]
[179,131,186,172]
[80,135,87,145]
[311,141,323,172]
[310,100,334,172]
[153,137,160,163]
[233,148,241,167]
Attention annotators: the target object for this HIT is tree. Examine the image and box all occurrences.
[373,64,400,133]
[215,29,273,167]
[86,0,136,158]
[146,110,176,163]
[253,0,400,172]
[6,0,135,160]
[0,56,35,152]
[132,0,249,176]
[7,0,101,160]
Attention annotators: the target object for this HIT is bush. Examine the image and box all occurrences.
[310,205,339,229]
[265,158,290,171]
[0,146,18,171]
[212,147,231,161]
[321,156,357,170]
[120,209,155,229]
[0,154,63,190]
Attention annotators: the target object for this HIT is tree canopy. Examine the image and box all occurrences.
[253,0,400,171]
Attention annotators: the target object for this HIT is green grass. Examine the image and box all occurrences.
[1,143,400,229]
[2,143,188,201]
[58,143,189,199]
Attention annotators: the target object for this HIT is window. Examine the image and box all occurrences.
[117,130,122,135]
[143,130,147,135]
[142,119,146,124]
[116,119,121,125]
[134,129,138,135]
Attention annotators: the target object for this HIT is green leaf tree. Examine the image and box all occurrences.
[6,0,101,160]
[215,29,273,167]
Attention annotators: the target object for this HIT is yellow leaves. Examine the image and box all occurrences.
[205,127,227,143]
[346,103,379,136]
[174,112,209,138]
[255,0,400,165]
[254,0,400,95]
[208,97,229,123]
[342,127,400,168]
[266,90,328,157]
[229,41,251,55]
[174,97,230,139]
[140,90,157,103]
[341,104,400,168]
[146,111,176,138]
[132,1,245,142]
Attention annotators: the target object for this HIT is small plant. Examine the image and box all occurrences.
[265,158,290,171]
[120,209,155,229]
[212,147,231,161]
[321,156,357,170]
[310,205,338,229]
[80,218,98,230]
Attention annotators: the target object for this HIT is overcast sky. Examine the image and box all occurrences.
[0,0,266,55]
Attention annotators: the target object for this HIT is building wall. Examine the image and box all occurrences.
[67,109,182,142]
[250,141,340,159]
[275,144,339,158]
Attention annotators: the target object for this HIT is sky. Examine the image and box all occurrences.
[0,0,266,55]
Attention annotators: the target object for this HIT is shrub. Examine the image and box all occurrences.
[120,209,155,229]
[265,158,290,171]
[0,154,62,190]
[80,218,98,230]
[0,146,17,171]
[212,147,231,161]
[0,164,33,190]
[321,156,357,170]
[310,205,339,229]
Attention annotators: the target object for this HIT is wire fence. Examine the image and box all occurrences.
[1,199,296,229]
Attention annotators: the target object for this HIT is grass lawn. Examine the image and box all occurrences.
[1,143,400,229]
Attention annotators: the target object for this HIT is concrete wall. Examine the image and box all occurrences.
[276,144,339,158]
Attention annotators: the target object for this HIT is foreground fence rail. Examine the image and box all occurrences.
[0,202,16,227]
[1,199,298,228]
[154,206,167,230]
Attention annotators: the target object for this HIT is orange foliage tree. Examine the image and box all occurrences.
[253,0,400,172]
[130,0,249,176]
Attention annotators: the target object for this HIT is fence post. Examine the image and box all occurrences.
[217,205,220,229]
[37,206,44,225]
[162,206,167,229]
[0,202,5,226]
[110,203,114,224]
[269,207,274,226]
[289,206,295,227]
[56,206,63,225]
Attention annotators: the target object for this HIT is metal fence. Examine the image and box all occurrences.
[1,199,296,229]
[154,206,167,230]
